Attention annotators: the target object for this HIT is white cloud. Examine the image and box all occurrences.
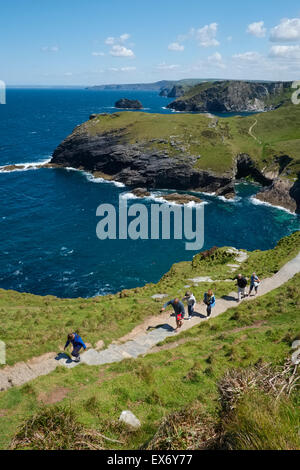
[120,66,136,72]
[247,21,266,38]
[270,18,300,42]
[105,33,130,45]
[168,42,184,51]
[269,45,300,59]
[208,52,226,68]
[92,51,105,56]
[227,36,233,42]
[194,23,220,47]
[41,46,59,52]
[109,45,135,57]
[108,66,136,72]
[233,51,262,61]
[156,62,180,70]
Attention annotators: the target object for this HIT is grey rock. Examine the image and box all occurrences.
[119,410,141,428]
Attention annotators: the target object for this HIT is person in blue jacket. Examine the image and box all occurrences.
[203,289,216,318]
[64,332,86,363]
[161,298,185,330]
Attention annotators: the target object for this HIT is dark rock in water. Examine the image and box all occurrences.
[215,183,236,200]
[132,188,151,198]
[255,178,300,214]
[115,98,143,109]
[89,114,98,120]
[162,193,203,205]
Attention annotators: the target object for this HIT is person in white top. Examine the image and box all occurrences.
[182,291,196,320]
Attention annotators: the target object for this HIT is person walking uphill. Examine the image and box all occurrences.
[161,298,185,330]
[236,274,248,302]
[249,272,260,296]
[182,291,196,320]
[64,332,87,363]
[203,289,215,318]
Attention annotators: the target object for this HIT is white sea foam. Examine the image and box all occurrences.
[217,195,242,204]
[0,157,52,173]
[250,196,297,215]
[65,167,126,187]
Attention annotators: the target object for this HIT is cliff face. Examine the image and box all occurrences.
[50,108,300,213]
[168,81,292,113]
[51,129,232,193]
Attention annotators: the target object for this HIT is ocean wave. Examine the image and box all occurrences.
[148,192,209,207]
[65,167,126,188]
[249,196,297,215]
[0,157,52,173]
[217,195,242,204]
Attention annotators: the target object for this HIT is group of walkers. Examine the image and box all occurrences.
[160,289,216,331]
[160,272,261,331]
[64,272,261,362]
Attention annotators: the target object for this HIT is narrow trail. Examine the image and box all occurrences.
[248,119,262,144]
[1,251,299,392]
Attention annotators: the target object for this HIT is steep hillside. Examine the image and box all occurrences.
[0,233,299,450]
[49,102,300,212]
[167,80,293,113]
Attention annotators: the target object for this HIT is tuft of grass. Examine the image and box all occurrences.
[10,405,106,450]
[220,391,300,450]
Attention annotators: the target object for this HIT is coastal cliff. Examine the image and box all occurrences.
[167,80,293,113]
[51,102,300,213]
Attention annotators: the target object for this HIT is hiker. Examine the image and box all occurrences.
[236,274,248,302]
[64,332,87,363]
[249,272,260,296]
[203,289,215,318]
[182,291,196,320]
[161,298,185,330]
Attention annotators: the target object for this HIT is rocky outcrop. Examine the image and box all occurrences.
[115,98,143,109]
[50,113,299,213]
[51,129,233,193]
[168,81,292,113]
[255,178,300,213]
[132,188,151,198]
[162,193,203,205]
[159,85,186,98]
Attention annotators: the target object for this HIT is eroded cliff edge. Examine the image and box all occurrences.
[50,108,300,213]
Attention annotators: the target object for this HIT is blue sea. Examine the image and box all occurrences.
[0,89,299,298]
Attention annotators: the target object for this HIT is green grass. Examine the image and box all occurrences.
[220,390,300,450]
[0,266,299,450]
[75,99,300,179]
[1,232,299,366]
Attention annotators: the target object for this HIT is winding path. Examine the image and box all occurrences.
[1,251,299,392]
[248,119,262,144]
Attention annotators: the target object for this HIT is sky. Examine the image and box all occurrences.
[1,0,300,85]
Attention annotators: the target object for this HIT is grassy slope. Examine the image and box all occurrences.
[81,102,300,178]
[0,232,299,366]
[0,270,299,450]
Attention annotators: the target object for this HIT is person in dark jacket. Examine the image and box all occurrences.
[236,274,248,302]
[64,332,86,363]
[203,289,216,317]
[161,298,185,330]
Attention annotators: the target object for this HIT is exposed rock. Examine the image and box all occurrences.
[95,340,104,350]
[215,182,236,199]
[119,410,141,428]
[115,98,143,109]
[255,178,300,214]
[168,80,292,113]
[132,188,151,198]
[162,193,203,205]
[51,128,233,194]
[151,294,168,300]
